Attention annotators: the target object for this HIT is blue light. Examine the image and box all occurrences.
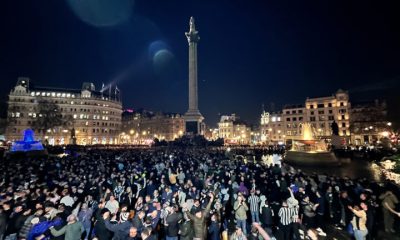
[11,129,44,152]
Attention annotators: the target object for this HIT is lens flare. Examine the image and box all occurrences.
[67,0,134,27]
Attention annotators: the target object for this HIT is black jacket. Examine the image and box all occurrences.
[165,213,182,237]
[179,220,193,240]
[208,221,220,240]
[131,216,144,234]
[94,218,112,240]
[105,220,132,240]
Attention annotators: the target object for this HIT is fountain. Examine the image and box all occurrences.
[285,122,339,165]
[9,129,47,156]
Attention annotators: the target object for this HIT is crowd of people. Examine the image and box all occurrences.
[0,147,400,240]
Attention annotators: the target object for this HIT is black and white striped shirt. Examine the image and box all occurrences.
[248,194,260,212]
[278,206,293,226]
[290,205,299,222]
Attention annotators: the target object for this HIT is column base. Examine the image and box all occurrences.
[184,111,204,135]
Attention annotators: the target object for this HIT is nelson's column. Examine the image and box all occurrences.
[184,17,204,135]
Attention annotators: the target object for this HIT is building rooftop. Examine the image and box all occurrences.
[283,104,304,109]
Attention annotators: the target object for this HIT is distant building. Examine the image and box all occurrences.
[6,77,122,145]
[121,109,185,143]
[350,99,392,145]
[305,89,351,139]
[258,89,351,145]
[282,105,305,142]
[259,111,285,144]
[218,114,251,145]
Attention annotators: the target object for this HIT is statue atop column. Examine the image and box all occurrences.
[185,16,200,44]
[184,16,204,135]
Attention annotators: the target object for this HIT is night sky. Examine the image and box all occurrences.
[1,0,399,126]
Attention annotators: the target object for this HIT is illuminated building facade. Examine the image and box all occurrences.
[282,105,305,141]
[259,111,285,144]
[121,110,185,143]
[259,90,351,145]
[218,114,251,145]
[305,89,351,139]
[6,77,122,145]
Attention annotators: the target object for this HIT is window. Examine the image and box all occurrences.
[310,105,314,109]
[342,123,346,128]
[298,110,303,114]
[299,117,303,121]
[286,111,290,114]
[319,116,325,121]
[292,117,297,121]
[329,110,333,114]
[340,102,344,106]
[291,110,296,114]
[310,117,316,121]
[328,103,332,107]
[317,103,324,108]
[287,124,291,128]
[286,118,291,121]
[328,116,334,121]
[311,111,314,115]
[339,109,346,113]
[318,110,324,114]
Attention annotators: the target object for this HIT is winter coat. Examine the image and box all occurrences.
[50,221,83,240]
[165,213,182,237]
[78,209,93,229]
[261,206,274,226]
[93,218,112,240]
[179,220,193,240]
[234,200,249,220]
[185,199,213,240]
[105,220,132,240]
[208,221,221,240]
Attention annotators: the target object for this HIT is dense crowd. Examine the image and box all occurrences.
[0,147,400,240]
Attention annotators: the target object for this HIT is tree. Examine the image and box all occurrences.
[32,99,71,136]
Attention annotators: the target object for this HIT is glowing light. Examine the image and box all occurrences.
[67,0,134,27]
[381,131,390,137]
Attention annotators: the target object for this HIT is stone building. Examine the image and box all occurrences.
[305,89,351,139]
[259,89,351,145]
[260,111,285,144]
[218,114,251,145]
[6,77,122,145]
[350,99,392,145]
[121,109,185,143]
